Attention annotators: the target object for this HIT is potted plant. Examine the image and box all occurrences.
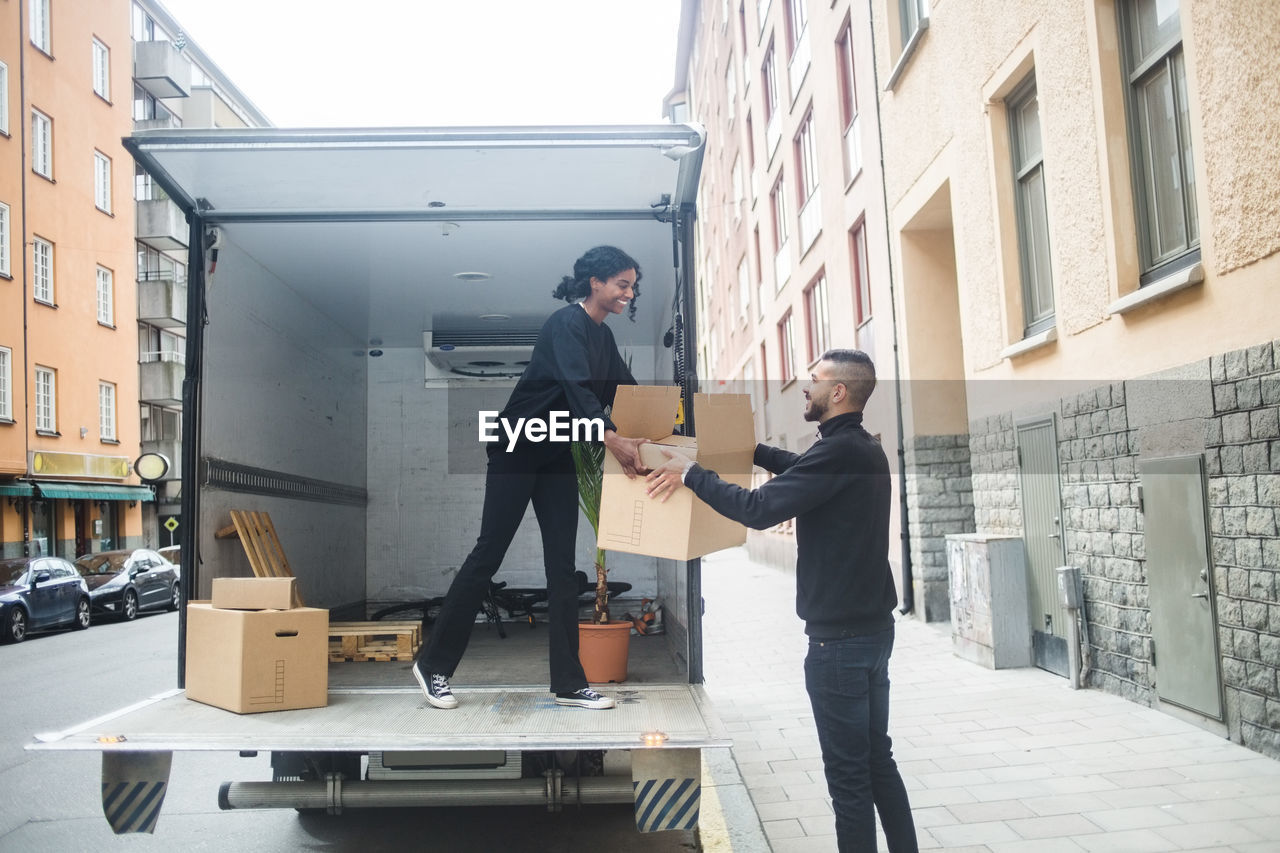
[571,438,631,682]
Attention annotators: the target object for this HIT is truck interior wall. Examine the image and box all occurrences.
[197,235,368,610]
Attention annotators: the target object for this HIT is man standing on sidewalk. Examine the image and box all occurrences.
[646,349,917,853]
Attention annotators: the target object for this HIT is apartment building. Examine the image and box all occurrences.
[0,0,267,560]
[669,0,909,597]
[129,0,270,549]
[874,0,1280,756]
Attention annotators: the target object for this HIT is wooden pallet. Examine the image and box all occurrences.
[328,621,422,663]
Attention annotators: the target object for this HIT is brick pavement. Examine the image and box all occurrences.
[698,547,1280,852]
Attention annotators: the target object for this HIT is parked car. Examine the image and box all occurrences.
[157,545,181,580]
[74,549,180,621]
[0,556,92,643]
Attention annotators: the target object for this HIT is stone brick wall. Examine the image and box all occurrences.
[1207,341,1280,757]
[1057,382,1151,703]
[969,413,1021,536]
[905,434,976,621]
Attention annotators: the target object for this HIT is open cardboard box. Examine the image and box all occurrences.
[597,385,755,561]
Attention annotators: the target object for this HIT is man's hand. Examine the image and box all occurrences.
[604,431,650,479]
[645,448,694,502]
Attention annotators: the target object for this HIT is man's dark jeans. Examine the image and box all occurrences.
[805,626,918,852]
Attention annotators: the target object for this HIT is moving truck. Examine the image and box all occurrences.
[29,125,731,834]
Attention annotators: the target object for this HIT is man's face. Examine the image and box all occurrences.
[803,363,839,423]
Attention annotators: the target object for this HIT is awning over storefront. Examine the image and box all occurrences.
[33,482,154,502]
[0,482,34,497]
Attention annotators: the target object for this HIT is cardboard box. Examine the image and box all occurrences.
[212,576,303,610]
[185,603,329,713]
[597,386,755,561]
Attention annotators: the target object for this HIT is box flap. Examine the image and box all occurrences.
[609,385,681,440]
[692,394,755,455]
[212,577,303,611]
[637,437,697,471]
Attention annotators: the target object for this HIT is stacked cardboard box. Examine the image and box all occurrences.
[185,577,328,714]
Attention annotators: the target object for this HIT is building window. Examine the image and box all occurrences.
[0,201,9,277]
[900,0,927,45]
[97,266,114,326]
[753,226,765,308]
[760,341,769,399]
[770,174,790,253]
[804,273,830,364]
[795,112,819,207]
[0,347,11,420]
[837,21,862,181]
[94,151,112,213]
[851,222,871,325]
[99,382,117,441]
[731,155,744,223]
[1008,76,1055,335]
[777,310,797,383]
[137,241,185,283]
[786,0,807,55]
[756,0,771,33]
[92,38,110,99]
[35,366,56,433]
[1119,0,1199,280]
[132,3,156,42]
[32,109,52,179]
[0,61,9,135]
[33,237,54,304]
[762,41,779,123]
[726,57,737,122]
[30,0,51,53]
[737,255,751,325]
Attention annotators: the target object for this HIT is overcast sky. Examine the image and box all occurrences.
[154,0,684,127]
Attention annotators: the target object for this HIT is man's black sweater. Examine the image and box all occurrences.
[684,411,897,637]
[500,303,635,433]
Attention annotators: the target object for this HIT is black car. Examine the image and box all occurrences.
[0,556,92,643]
[74,549,180,621]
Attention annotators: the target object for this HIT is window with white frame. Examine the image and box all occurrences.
[899,0,927,45]
[725,57,737,122]
[786,0,807,54]
[0,61,9,135]
[0,201,9,277]
[94,151,112,213]
[1008,76,1055,335]
[777,310,797,383]
[731,155,743,222]
[1119,0,1199,281]
[30,0,51,53]
[33,237,53,303]
[737,256,750,325]
[837,21,862,180]
[851,221,872,325]
[92,38,110,99]
[804,273,830,364]
[795,111,819,206]
[770,174,790,252]
[97,266,114,325]
[0,347,11,420]
[762,42,779,122]
[32,109,52,178]
[35,366,55,432]
[99,382,117,441]
[756,0,771,33]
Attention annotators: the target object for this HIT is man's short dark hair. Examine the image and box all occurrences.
[821,349,876,410]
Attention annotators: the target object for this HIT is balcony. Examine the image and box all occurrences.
[798,188,822,256]
[137,198,188,252]
[140,355,185,407]
[133,40,191,99]
[134,114,182,132]
[138,276,187,328]
[140,439,182,482]
[788,29,811,102]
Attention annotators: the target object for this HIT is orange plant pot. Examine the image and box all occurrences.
[578,621,632,683]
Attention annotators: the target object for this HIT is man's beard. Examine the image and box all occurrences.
[803,396,827,422]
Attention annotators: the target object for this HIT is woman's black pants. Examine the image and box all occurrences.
[419,441,588,694]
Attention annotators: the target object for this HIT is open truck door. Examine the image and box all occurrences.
[28,125,729,834]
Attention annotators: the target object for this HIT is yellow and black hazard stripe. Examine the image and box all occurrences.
[633,776,700,832]
[102,780,167,834]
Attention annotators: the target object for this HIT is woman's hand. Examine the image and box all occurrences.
[604,431,650,479]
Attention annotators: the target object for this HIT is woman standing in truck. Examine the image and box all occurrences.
[413,245,649,710]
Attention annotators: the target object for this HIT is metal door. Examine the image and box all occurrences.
[1139,455,1223,719]
[1016,417,1068,676]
